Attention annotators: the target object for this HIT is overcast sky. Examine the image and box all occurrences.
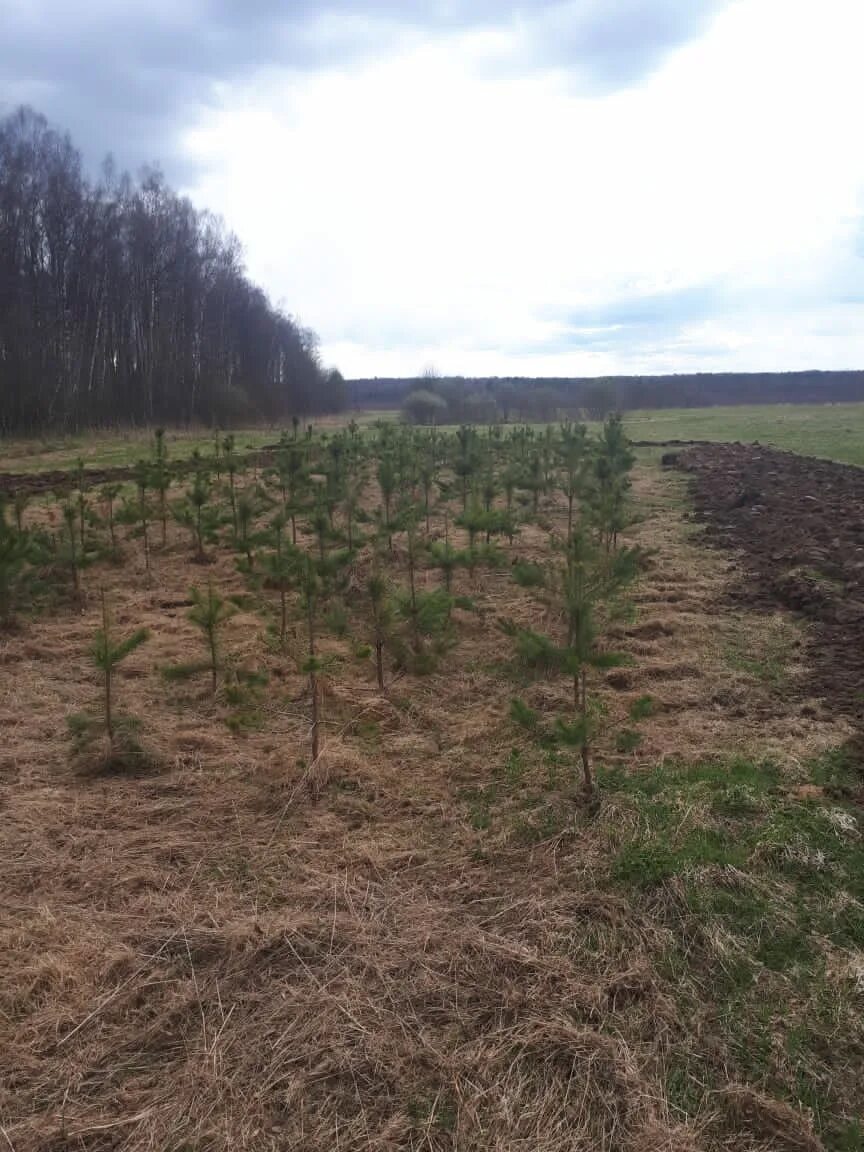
[3,0,863,378]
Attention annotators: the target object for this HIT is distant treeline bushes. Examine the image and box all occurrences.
[361,372,864,425]
[0,106,345,434]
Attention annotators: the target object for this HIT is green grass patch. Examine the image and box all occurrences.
[602,748,864,1150]
[628,693,655,721]
[623,402,864,466]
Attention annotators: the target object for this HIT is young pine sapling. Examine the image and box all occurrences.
[0,498,35,627]
[553,530,640,793]
[367,554,393,691]
[100,483,121,552]
[61,498,82,599]
[92,589,149,744]
[296,552,322,761]
[188,582,233,694]
[151,428,171,545]
[263,512,294,641]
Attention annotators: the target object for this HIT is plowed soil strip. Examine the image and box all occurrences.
[672,443,864,727]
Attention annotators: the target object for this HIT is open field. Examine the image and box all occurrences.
[3,400,864,477]
[2,426,864,1150]
[623,403,864,465]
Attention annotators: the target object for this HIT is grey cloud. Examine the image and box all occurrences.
[0,0,728,177]
[509,281,726,358]
[513,0,726,89]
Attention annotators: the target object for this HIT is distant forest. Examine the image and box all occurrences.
[0,107,345,434]
[352,371,864,424]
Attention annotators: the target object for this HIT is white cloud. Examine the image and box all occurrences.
[183,0,864,376]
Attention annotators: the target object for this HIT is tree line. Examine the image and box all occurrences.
[0,106,345,434]
[355,370,864,423]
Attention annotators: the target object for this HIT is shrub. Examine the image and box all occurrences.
[402,389,448,426]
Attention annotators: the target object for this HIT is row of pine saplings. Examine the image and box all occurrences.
[2,417,639,791]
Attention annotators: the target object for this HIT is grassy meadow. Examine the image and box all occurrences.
[623,402,864,465]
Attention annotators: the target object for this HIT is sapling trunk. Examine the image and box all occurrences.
[137,477,151,579]
[276,521,288,640]
[102,591,113,738]
[159,485,168,546]
[76,462,87,551]
[297,554,322,761]
[309,607,320,762]
[105,491,117,549]
[142,516,151,577]
[13,492,27,533]
[228,466,237,535]
[367,561,390,692]
[407,525,421,652]
[579,667,591,792]
[63,503,81,599]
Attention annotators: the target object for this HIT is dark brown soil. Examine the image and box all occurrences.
[673,442,864,727]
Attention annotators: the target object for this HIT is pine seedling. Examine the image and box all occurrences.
[0,498,35,627]
[367,553,393,691]
[526,451,544,516]
[324,435,348,531]
[342,471,365,551]
[276,442,307,544]
[590,413,636,552]
[555,530,640,792]
[175,466,214,562]
[92,589,149,742]
[263,512,294,641]
[454,425,478,511]
[117,464,154,579]
[309,495,330,562]
[61,498,82,599]
[188,582,233,694]
[429,537,460,591]
[502,465,517,531]
[296,551,322,761]
[235,489,257,569]
[377,453,397,548]
[558,420,588,544]
[151,428,171,545]
[222,434,239,535]
[404,511,423,651]
[75,459,88,552]
[13,490,28,533]
[481,469,498,516]
[100,483,121,552]
[212,428,223,478]
[418,438,438,534]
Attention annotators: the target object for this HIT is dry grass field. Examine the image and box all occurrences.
[1,434,862,1151]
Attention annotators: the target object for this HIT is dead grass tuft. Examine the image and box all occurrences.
[719,1085,824,1152]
